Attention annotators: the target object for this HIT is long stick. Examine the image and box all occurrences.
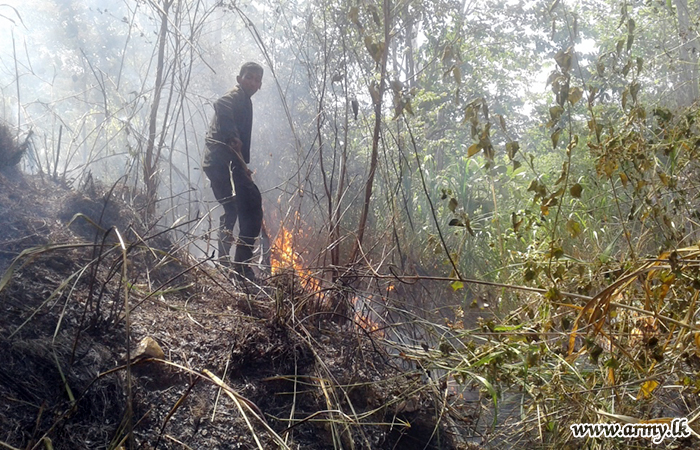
[11,30,20,135]
[53,125,62,180]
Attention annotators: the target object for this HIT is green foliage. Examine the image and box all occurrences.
[418,1,700,445]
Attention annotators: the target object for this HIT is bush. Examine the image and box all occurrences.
[0,122,25,170]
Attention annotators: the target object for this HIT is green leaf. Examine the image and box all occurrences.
[348,6,362,29]
[549,105,564,123]
[441,45,453,62]
[588,87,598,105]
[588,120,602,141]
[589,344,603,364]
[392,101,404,119]
[364,36,384,63]
[506,141,519,160]
[545,287,562,300]
[453,66,462,85]
[570,183,583,198]
[448,197,458,212]
[450,280,464,291]
[634,106,646,120]
[596,61,605,76]
[364,35,373,52]
[524,268,537,281]
[465,218,475,236]
[369,82,381,104]
[622,60,632,77]
[468,372,499,426]
[616,39,624,55]
[554,47,573,72]
[463,104,478,125]
[498,114,507,131]
[493,323,524,332]
[568,87,583,105]
[630,81,641,103]
[566,219,583,238]
[473,351,501,367]
[369,5,381,26]
[620,172,628,187]
[546,247,564,259]
[605,357,620,369]
[551,128,562,149]
[555,161,568,185]
[566,134,579,156]
[511,212,522,231]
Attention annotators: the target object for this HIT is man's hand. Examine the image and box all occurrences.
[230,137,243,153]
[228,137,245,163]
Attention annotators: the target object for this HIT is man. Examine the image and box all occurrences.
[203,62,264,282]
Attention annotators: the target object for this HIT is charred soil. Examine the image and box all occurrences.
[0,171,465,450]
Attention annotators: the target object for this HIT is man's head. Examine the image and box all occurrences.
[237,62,264,97]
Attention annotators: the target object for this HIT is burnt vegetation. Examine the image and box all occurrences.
[0,122,26,171]
[4,0,700,449]
[0,169,468,449]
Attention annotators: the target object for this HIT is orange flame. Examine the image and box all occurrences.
[270,226,298,274]
[271,222,383,336]
[270,225,320,293]
[352,295,384,337]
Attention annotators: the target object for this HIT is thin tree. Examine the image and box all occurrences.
[143,0,174,220]
[351,0,391,263]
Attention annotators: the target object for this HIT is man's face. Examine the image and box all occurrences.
[237,70,263,97]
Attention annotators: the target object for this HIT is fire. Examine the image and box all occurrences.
[270,221,383,337]
[270,224,320,293]
[270,226,298,274]
[352,295,384,337]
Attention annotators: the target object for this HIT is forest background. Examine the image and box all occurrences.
[3,0,700,447]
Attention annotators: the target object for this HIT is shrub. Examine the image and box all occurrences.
[0,122,25,170]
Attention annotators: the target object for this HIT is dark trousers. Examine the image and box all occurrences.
[204,161,262,279]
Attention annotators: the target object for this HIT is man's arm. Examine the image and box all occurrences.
[228,138,254,179]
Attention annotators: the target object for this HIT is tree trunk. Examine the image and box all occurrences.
[143,0,173,221]
[352,0,391,263]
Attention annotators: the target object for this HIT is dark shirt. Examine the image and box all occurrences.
[204,85,253,168]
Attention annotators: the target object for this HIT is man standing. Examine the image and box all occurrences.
[203,62,264,282]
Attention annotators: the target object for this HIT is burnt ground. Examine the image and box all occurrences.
[0,169,477,450]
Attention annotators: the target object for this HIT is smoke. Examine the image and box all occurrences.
[0,0,310,259]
